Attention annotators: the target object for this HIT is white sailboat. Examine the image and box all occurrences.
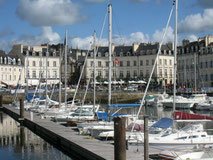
[129,0,213,148]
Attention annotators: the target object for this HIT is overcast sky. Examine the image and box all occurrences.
[0,0,213,52]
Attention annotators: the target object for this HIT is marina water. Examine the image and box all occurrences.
[0,112,72,160]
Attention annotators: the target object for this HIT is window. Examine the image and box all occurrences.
[33,71,36,78]
[113,70,116,78]
[170,60,172,65]
[53,61,56,67]
[120,61,123,67]
[205,74,208,81]
[140,60,143,66]
[159,59,162,65]
[170,69,172,77]
[54,71,57,78]
[146,60,149,65]
[9,75,11,80]
[126,71,130,77]
[48,71,50,78]
[164,59,167,65]
[47,61,49,67]
[159,69,162,77]
[98,71,102,77]
[98,61,101,67]
[205,61,208,68]
[120,71,123,78]
[134,70,137,77]
[127,61,130,66]
[90,61,93,67]
[134,61,137,66]
[140,70,143,77]
[146,70,149,76]
[105,71,108,77]
[33,61,36,66]
[164,69,167,77]
[152,59,154,65]
[105,62,109,67]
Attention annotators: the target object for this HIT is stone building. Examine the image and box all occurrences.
[83,42,174,86]
[177,35,213,89]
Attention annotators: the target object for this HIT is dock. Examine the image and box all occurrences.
[0,104,148,160]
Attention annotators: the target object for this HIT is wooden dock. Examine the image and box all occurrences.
[0,105,147,160]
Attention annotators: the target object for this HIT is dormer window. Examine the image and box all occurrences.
[4,57,7,64]
[0,57,2,64]
[127,52,130,56]
[120,52,123,56]
[98,52,101,57]
[90,52,94,57]
[18,59,21,65]
[13,58,16,65]
[105,52,108,57]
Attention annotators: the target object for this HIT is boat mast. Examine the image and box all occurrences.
[26,51,29,97]
[108,4,112,120]
[173,0,178,116]
[64,29,68,108]
[93,31,96,114]
[108,4,112,107]
[59,46,62,108]
[45,44,48,110]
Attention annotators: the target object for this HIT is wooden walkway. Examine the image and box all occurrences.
[1,105,147,160]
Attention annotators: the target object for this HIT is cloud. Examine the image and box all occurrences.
[187,34,198,42]
[0,27,14,38]
[152,26,174,43]
[16,0,85,26]
[84,0,107,3]
[197,0,213,8]
[178,9,213,33]
[0,27,61,53]
[70,32,150,49]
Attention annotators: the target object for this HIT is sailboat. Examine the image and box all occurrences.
[129,0,213,148]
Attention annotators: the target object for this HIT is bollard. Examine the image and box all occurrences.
[19,98,24,120]
[144,115,149,160]
[0,95,2,108]
[114,116,126,160]
[30,111,33,121]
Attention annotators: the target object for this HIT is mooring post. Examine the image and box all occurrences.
[0,95,3,108]
[144,115,149,160]
[114,116,126,160]
[19,98,24,121]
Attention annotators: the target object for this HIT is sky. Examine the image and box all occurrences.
[0,0,213,53]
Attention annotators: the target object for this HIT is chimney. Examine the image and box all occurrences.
[182,39,190,47]
[133,42,139,52]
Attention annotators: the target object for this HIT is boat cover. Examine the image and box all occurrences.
[150,118,173,129]
[96,112,127,121]
[174,111,213,120]
[108,104,140,108]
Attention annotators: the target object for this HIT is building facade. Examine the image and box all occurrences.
[177,35,213,89]
[0,50,24,87]
[5,44,60,87]
[84,42,174,86]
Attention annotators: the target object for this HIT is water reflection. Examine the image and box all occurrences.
[0,112,72,160]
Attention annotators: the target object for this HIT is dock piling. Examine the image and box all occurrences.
[19,98,24,121]
[144,115,149,160]
[114,116,126,160]
[0,95,2,108]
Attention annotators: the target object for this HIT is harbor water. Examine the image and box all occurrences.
[0,112,72,160]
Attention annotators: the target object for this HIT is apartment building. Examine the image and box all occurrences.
[177,35,213,89]
[84,42,174,86]
[0,50,24,87]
